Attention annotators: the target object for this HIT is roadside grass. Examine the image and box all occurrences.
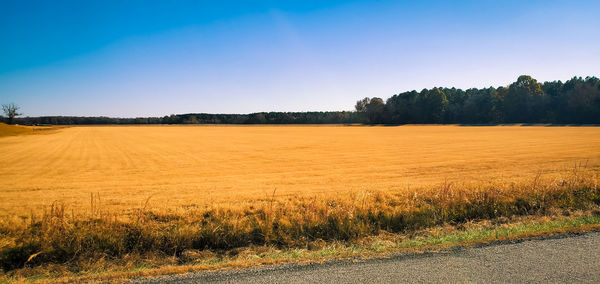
[0,167,599,282]
[393,212,600,249]
[3,211,599,283]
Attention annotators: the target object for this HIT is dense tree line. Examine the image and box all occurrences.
[356,75,600,124]
[11,111,359,125]
[4,75,599,125]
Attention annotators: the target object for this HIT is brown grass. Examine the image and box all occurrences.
[0,167,598,277]
[1,125,599,279]
[1,125,599,216]
[0,123,58,138]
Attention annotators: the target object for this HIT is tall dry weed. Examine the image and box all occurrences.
[0,168,598,273]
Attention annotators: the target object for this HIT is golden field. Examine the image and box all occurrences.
[0,123,56,138]
[1,124,600,278]
[1,125,599,216]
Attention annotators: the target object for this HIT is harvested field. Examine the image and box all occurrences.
[1,125,600,278]
[0,123,57,138]
[0,125,599,216]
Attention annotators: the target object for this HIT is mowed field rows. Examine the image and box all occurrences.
[1,125,599,216]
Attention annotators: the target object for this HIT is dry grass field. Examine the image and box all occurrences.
[1,124,600,278]
[0,123,57,138]
[1,125,599,217]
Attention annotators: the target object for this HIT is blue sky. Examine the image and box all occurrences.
[1,0,599,117]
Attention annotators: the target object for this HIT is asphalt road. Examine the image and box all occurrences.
[134,231,600,283]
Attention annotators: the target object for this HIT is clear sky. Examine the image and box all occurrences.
[1,0,599,117]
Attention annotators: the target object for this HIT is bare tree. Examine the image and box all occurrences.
[2,103,22,124]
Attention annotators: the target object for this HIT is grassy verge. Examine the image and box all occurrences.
[0,168,599,282]
[3,212,600,283]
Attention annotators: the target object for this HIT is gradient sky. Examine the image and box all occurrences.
[1,0,599,117]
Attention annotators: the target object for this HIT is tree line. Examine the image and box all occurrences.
[356,75,600,124]
[10,111,359,125]
[3,75,599,125]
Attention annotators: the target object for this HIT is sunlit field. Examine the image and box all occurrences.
[2,124,600,277]
[1,125,599,216]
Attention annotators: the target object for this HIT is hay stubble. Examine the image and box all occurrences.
[1,125,599,216]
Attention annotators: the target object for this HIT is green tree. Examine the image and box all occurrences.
[247,113,267,124]
[354,97,370,113]
[386,91,419,123]
[183,115,199,124]
[442,88,467,123]
[542,80,564,122]
[463,87,497,123]
[503,75,545,122]
[566,77,600,123]
[417,88,448,123]
[365,97,385,124]
[355,97,371,123]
